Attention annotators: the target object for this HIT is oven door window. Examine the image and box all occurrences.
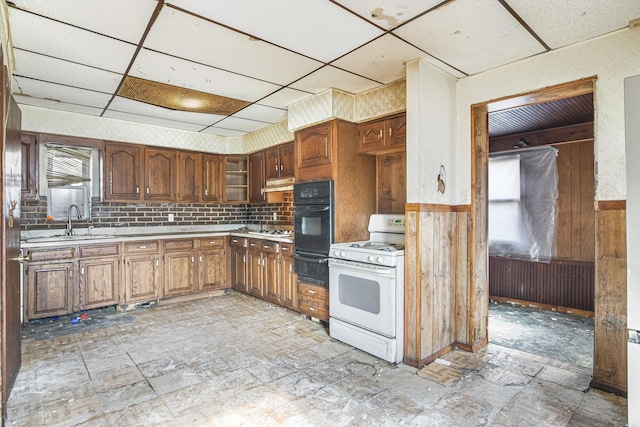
[338,276,380,314]
[294,205,332,254]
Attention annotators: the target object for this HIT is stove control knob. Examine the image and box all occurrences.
[340,251,346,257]
[377,256,384,264]
[334,250,340,257]
[368,255,375,262]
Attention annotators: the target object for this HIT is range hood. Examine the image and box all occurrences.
[261,177,294,194]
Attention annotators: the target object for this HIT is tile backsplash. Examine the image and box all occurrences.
[21,193,294,232]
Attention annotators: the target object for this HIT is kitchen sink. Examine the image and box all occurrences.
[25,234,116,243]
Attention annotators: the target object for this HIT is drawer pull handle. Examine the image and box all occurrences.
[209,241,217,244]
[232,239,239,243]
[307,290,316,294]
[139,246,147,249]
[308,307,316,311]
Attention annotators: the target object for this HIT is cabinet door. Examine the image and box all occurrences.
[105,143,142,201]
[249,151,266,203]
[358,120,386,153]
[231,246,247,293]
[178,151,201,202]
[21,134,38,200]
[280,254,298,310]
[145,148,176,201]
[26,261,75,320]
[263,253,279,303]
[279,143,295,178]
[79,257,119,309]
[202,154,222,202]
[198,249,225,291]
[163,251,196,297]
[388,115,406,148]
[124,254,159,302]
[265,147,281,180]
[247,250,263,297]
[296,122,333,169]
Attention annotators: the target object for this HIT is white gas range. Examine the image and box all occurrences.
[328,214,405,363]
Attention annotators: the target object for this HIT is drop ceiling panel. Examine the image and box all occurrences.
[211,116,271,133]
[291,66,381,94]
[258,87,313,109]
[103,110,207,132]
[167,0,385,63]
[11,0,157,43]
[233,104,288,124]
[144,7,322,86]
[130,49,281,103]
[332,34,427,84]
[13,77,112,109]
[201,127,247,137]
[13,94,104,116]
[395,0,546,75]
[508,0,640,49]
[108,97,226,126]
[13,50,122,93]
[337,0,442,30]
[8,8,136,73]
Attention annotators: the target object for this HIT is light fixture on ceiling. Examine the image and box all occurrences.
[117,76,250,115]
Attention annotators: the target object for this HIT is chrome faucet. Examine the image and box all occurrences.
[66,204,81,236]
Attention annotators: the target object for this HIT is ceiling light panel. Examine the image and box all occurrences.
[13,76,112,109]
[14,94,104,116]
[258,87,313,110]
[13,50,122,93]
[10,0,157,44]
[290,66,381,94]
[167,0,385,63]
[394,0,546,75]
[130,49,281,103]
[336,0,443,30]
[332,34,427,84]
[102,110,207,132]
[144,7,322,86]
[108,97,226,126]
[507,0,640,49]
[232,104,287,124]
[8,8,137,74]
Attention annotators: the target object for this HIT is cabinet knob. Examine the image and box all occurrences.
[389,127,392,137]
[379,128,383,138]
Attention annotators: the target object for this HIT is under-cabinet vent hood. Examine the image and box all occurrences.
[261,177,295,194]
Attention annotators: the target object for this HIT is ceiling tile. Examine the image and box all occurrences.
[336,0,442,30]
[11,0,157,44]
[13,94,104,116]
[332,34,425,84]
[13,49,122,93]
[201,127,248,137]
[508,0,640,49]
[144,6,322,86]
[108,97,225,127]
[13,76,112,109]
[291,66,381,94]
[394,0,546,75]
[258,87,313,109]
[8,8,137,73]
[233,104,288,124]
[130,49,282,103]
[211,116,272,133]
[167,0,385,63]
[102,110,207,132]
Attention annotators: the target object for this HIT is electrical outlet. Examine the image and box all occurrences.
[168,213,174,222]
[273,212,277,221]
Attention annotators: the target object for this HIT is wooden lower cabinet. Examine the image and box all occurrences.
[123,241,160,303]
[79,256,119,310]
[229,237,248,292]
[262,251,279,302]
[26,261,75,320]
[163,251,196,297]
[197,237,226,292]
[298,281,329,321]
[247,243,264,297]
[279,243,298,310]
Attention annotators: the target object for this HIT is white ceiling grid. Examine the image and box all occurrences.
[6,0,640,137]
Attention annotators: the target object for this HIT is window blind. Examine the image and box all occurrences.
[46,144,92,187]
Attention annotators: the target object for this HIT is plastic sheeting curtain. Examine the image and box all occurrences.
[488,146,559,263]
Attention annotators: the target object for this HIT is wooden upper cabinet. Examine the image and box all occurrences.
[358,113,406,155]
[265,142,294,180]
[249,151,266,203]
[144,148,176,201]
[202,154,222,202]
[105,143,142,201]
[21,133,38,200]
[296,122,333,170]
[177,151,201,202]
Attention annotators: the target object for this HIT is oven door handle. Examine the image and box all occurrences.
[329,259,395,276]
[294,205,330,212]
[294,253,330,263]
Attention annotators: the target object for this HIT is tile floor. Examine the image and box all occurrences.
[7,292,627,426]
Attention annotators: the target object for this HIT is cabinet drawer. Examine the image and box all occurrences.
[280,242,293,256]
[299,282,328,303]
[299,298,329,321]
[163,239,194,251]
[247,239,262,252]
[229,236,247,248]
[79,243,119,258]
[260,241,279,254]
[124,241,159,254]
[27,247,76,262]
[199,237,225,249]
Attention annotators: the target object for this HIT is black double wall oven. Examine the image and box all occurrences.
[293,180,334,286]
